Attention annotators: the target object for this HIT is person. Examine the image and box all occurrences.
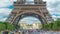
[18,30,20,34]
[10,31,14,34]
[22,31,25,34]
[10,31,12,34]
[2,31,8,34]
[26,31,28,34]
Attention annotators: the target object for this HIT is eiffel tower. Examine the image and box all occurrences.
[6,0,53,27]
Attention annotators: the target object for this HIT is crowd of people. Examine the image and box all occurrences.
[10,29,60,34]
[9,29,41,34]
[1,29,60,34]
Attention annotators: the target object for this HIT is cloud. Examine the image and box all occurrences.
[0,0,14,21]
[0,0,60,21]
[0,0,16,2]
[0,0,16,8]
[0,2,13,8]
[0,8,12,21]
[19,17,41,24]
[43,0,60,19]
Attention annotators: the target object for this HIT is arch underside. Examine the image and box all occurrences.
[13,13,46,25]
[11,12,47,29]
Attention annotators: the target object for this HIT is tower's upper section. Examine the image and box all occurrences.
[14,0,46,5]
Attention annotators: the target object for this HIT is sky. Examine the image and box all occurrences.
[0,0,60,24]
[19,16,41,24]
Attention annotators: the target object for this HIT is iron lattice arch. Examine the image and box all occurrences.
[12,12,47,29]
[6,0,53,29]
[13,13,47,25]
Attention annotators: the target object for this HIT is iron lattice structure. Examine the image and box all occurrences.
[6,0,53,27]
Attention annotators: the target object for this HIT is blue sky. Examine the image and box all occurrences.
[19,16,41,24]
[0,0,60,23]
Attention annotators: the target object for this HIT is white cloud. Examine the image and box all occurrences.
[44,0,60,20]
[0,0,15,2]
[0,17,6,21]
[0,0,60,21]
[0,2,13,8]
[0,8,12,21]
[0,8,12,14]
[19,17,41,24]
[0,0,16,8]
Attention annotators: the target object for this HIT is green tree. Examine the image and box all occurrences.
[44,24,50,31]
[0,22,16,31]
[54,18,60,31]
[49,23,54,30]
[0,23,6,31]
[44,18,60,31]
[52,22,58,31]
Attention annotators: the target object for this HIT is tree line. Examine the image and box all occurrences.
[44,18,60,31]
[0,22,16,31]
[0,18,60,31]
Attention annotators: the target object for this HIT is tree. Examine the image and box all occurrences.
[0,23,6,31]
[4,22,16,31]
[54,18,60,31]
[44,24,50,31]
[44,18,60,31]
[52,22,58,31]
[0,22,16,31]
[49,23,54,30]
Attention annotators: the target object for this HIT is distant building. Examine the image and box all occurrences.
[32,22,42,29]
[19,22,42,29]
